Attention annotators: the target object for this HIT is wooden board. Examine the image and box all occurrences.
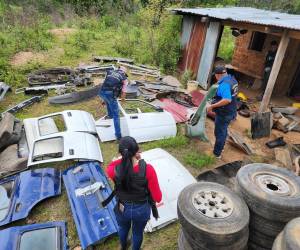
[259,30,290,112]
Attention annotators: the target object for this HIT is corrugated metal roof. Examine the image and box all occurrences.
[172,7,300,31]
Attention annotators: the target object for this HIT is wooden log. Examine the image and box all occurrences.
[259,30,290,112]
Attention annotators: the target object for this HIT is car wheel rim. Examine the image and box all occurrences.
[192,190,234,218]
[255,174,292,196]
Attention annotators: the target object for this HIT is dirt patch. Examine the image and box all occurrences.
[10,51,46,67]
[49,28,76,38]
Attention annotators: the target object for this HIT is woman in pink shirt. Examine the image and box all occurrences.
[106,136,162,250]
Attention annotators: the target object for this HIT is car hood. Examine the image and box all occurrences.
[0,221,67,250]
[141,148,196,232]
[0,168,61,227]
[63,161,118,249]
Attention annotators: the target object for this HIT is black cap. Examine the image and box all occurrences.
[213,65,226,75]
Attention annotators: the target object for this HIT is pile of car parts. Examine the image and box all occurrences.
[272,217,300,250]
[237,163,300,250]
[177,182,249,250]
[28,67,91,87]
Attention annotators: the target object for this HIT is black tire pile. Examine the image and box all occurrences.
[177,182,250,250]
[272,217,300,250]
[237,164,300,250]
[177,164,300,250]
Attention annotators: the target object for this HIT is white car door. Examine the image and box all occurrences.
[96,100,177,143]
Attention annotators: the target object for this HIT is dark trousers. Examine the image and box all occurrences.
[115,202,151,250]
[213,113,235,157]
[99,90,122,139]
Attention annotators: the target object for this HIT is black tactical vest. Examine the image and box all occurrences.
[114,160,149,202]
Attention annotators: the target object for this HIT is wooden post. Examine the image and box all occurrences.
[259,30,290,113]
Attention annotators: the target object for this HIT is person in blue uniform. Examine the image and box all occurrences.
[99,66,128,140]
[207,65,238,158]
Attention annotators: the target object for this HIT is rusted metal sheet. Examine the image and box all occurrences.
[197,21,222,89]
[179,17,207,75]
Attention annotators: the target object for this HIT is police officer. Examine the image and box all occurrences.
[106,136,162,250]
[99,66,128,140]
[207,65,238,158]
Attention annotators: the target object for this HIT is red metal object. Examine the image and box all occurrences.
[159,98,189,123]
[191,90,205,106]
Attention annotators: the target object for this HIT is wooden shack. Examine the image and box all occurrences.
[172,7,300,111]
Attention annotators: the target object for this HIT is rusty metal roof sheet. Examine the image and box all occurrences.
[172,7,300,31]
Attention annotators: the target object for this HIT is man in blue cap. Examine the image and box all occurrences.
[99,66,128,140]
[207,65,238,158]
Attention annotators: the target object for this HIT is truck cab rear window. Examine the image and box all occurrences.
[0,181,14,221]
[19,227,59,250]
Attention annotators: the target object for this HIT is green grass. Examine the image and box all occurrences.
[141,134,189,151]
[183,152,216,169]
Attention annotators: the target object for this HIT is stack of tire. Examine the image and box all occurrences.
[177,182,249,250]
[236,163,300,250]
[272,217,300,250]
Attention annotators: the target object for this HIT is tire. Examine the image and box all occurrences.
[283,217,300,250]
[177,182,249,249]
[237,163,300,222]
[178,228,193,250]
[250,212,285,237]
[249,241,269,250]
[272,232,285,250]
[184,226,249,250]
[249,228,275,249]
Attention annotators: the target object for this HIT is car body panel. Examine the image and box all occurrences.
[0,82,11,101]
[27,132,103,166]
[63,162,118,249]
[0,221,68,250]
[141,148,196,232]
[96,99,177,143]
[48,85,100,105]
[24,110,97,152]
[0,168,61,227]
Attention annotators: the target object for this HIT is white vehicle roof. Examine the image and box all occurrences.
[24,110,96,152]
[141,148,196,232]
[27,131,103,166]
